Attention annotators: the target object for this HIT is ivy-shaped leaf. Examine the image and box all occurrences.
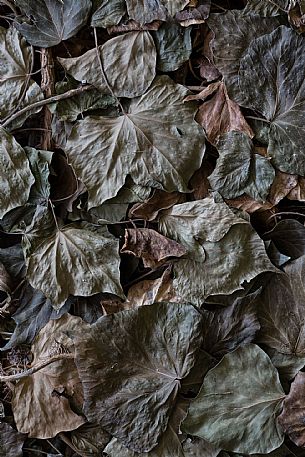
[182,344,286,454]
[15,0,92,47]
[74,302,203,453]
[23,207,123,308]
[64,76,205,209]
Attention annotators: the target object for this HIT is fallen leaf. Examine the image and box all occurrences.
[0,422,26,457]
[287,176,305,201]
[12,314,86,438]
[125,0,189,23]
[129,189,185,221]
[74,302,203,452]
[207,10,281,101]
[71,422,111,457]
[268,171,298,206]
[238,26,305,175]
[208,131,275,201]
[263,220,305,259]
[23,206,124,308]
[15,0,92,47]
[121,228,187,268]
[182,344,286,453]
[185,82,254,145]
[91,0,126,28]
[0,128,34,219]
[0,26,42,120]
[64,76,205,209]
[278,372,305,447]
[58,31,156,98]
[175,2,210,26]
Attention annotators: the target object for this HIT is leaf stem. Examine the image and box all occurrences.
[93,27,125,114]
[1,85,95,129]
[0,353,74,382]
[245,115,270,124]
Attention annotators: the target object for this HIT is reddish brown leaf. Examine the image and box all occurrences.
[129,189,185,221]
[287,176,305,201]
[107,20,161,34]
[121,228,187,268]
[185,82,253,144]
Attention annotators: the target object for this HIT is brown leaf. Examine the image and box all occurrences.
[189,158,214,200]
[196,56,221,82]
[129,189,185,221]
[278,372,305,447]
[268,170,298,206]
[102,267,179,313]
[12,314,86,438]
[121,228,187,268]
[225,194,272,214]
[175,3,210,27]
[107,19,161,34]
[289,4,305,33]
[185,82,254,144]
[287,176,305,201]
[127,267,179,306]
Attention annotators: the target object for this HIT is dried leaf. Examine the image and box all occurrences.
[129,189,185,221]
[64,76,205,209]
[23,207,123,308]
[239,26,305,175]
[0,128,34,219]
[278,372,305,447]
[121,228,187,268]
[208,132,275,201]
[15,0,92,47]
[71,422,111,457]
[263,220,305,259]
[74,302,203,452]
[12,314,86,438]
[182,344,286,453]
[58,31,156,98]
[207,11,281,100]
[185,82,253,145]
[125,0,189,23]
[0,26,42,120]
[0,422,25,457]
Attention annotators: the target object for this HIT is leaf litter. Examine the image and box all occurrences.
[1,1,305,456]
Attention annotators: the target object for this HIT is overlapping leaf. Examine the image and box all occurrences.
[238,26,305,175]
[0,422,25,457]
[74,302,203,452]
[65,76,205,209]
[23,207,123,308]
[15,0,92,47]
[0,128,34,219]
[182,344,286,453]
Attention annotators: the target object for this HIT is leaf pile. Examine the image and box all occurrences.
[1,0,305,456]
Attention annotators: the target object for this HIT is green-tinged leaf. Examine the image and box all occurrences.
[15,0,92,47]
[0,26,42,120]
[200,290,260,359]
[171,223,276,304]
[65,76,205,209]
[74,302,203,452]
[103,398,189,456]
[255,256,305,357]
[0,128,34,219]
[2,283,70,350]
[125,0,189,23]
[207,11,281,100]
[239,26,305,175]
[58,31,156,98]
[23,207,124,308]
[152,21,192,72]
[50,80,117,122]
[278,372,305,446]
[209,132,275,201]
[264,347,305,384]
[182,344,286,453]
[159,197,245,259]
[0,422,25,457]
[91,0,126,27]
[26,147,53,205]
[12,314,86,438]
